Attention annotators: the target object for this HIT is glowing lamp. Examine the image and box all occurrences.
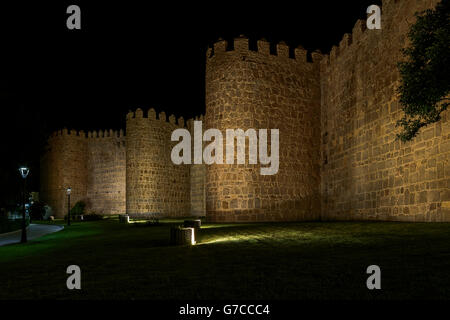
[19,167,30,179]
[170,226,196,245]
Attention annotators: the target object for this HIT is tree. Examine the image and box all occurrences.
[70,201,86,216]
[396,0,450,142]
[30,201,46,221]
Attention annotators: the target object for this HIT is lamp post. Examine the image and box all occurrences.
[67,187,72,226]
[18,166,30,243]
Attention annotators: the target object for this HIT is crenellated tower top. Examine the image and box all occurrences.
[206,35,323,65]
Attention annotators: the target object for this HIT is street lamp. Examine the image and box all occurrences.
[18,166,30,243]
[67,187,72,226]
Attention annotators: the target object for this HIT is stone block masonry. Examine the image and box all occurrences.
[205,37,322,222]
[87,130,126,215]
[320,0,448,222]
[41,0,448,222]
[41,129,87,218]
[41,129,125,217]
[125,109,191,216]
[41,112,205,218]
[188,116,207,217]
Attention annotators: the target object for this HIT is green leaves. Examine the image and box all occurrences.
[396,0,450,142]
[70,201,86,216]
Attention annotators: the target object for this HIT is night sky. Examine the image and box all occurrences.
[0,0,381,206]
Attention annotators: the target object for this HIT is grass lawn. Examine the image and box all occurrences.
[0,218,449,300]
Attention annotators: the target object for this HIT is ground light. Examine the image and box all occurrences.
[170,226,196,245]
[190,227,196,245]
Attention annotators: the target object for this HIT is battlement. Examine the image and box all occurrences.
[49,128,87,139]
[186,115,204,131]
[206,35,323,64]
[320,0,429,72]
[320,0,412,70]
[320,18,370,70]
[49,128,125,140]
[126,108,188,128]
[87,129,125,139]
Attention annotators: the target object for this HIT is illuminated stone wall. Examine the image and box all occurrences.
[41,129,126,218]
[41,0,449,222]
[125,108,191,216]
[40,129,88,218]
[320,0,449,221]
[41,112,204,218]
[205,36,322,222]
[86,130,126,215]
[188,117,206,217]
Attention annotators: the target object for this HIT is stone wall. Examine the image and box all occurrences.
[205,36,322,222]
[125,108,191,216]
[190,164,206,216]
[40,129,87,218]
[86,130,126,215]
[188,117,206,216]
[41,112,203,218]
[320,0,449,221]
[41,129,126,217]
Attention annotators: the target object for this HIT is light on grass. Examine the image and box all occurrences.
[198,233,275,245]
[200,224,247,229]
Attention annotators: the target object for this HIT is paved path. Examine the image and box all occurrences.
[0,224,64,246]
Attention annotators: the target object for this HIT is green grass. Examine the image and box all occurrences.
[1,219,450,300]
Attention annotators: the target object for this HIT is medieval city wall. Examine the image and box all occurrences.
[205,36,322,222]
[41,0,449,222]
[42,112,205,218]
[41,129,127,217]
[320,0,449,222]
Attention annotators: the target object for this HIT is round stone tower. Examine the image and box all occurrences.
[205,36,322,222]
[125,108,190,216]
[40,129,88,218]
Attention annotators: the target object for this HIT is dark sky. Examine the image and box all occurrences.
[0,0,381,204]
